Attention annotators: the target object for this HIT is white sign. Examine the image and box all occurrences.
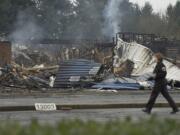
[35,103,57,111]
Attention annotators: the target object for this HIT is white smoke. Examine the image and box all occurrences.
[9,11,44,43]
[103,0,122,38]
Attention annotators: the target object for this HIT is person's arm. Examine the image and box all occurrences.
[148,76,155,81]
[147,65,157,81]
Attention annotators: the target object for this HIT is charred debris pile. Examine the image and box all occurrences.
[0,40,111,90]
[0,63,58,90]
[0,37,180,91]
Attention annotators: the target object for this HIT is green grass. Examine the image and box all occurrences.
[0,117,180,135]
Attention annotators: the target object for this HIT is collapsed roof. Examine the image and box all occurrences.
[114,38,180,82]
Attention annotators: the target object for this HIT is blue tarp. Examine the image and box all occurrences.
[92,83,140,90]
[92,82,140,90]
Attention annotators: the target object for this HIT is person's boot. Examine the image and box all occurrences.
[170,108,179,114]
[142,108,151,114]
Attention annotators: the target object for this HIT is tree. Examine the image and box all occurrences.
[35,0,74,39]
[0,0,179,40]
[166,2,180,39]
[119,0,141,32]
[141,2,153,16]
[68,0,107,39]
[0,0,36,36]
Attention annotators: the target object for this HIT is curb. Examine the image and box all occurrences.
[0,103,180,112]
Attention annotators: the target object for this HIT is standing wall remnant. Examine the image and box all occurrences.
[0,41,11,66]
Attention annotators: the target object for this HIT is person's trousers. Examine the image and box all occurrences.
[146,84,178,112]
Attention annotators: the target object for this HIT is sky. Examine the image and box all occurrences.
[129,0,179,13]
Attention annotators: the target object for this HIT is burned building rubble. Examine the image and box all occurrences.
[113,38,180,81]
[0,42,59,89]
[0,35,180,91]
[0,41,11,66]
[91,36,180,90]
[0,39,111,90]
[0,63,58,89]
[54,59,103,88]
[95,38,180,90]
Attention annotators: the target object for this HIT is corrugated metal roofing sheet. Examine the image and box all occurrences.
[54,59,102,88]
[114,38,180,82]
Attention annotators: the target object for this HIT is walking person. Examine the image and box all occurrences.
[143,53,179,114]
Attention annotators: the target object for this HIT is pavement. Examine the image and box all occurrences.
[0,90,180,124]
[0,90,180,111]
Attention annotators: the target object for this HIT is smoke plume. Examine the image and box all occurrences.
[9,10,44,43]
[103,0,122,38]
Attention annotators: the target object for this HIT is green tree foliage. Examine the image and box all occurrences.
[68,0,106,39]
[141,2,153,16]
[119,0,180,39]
[36,0,74,39]
[119,0,141,32]
[166,2,180,39]
[0,0,35,35]
[0,0,180,40]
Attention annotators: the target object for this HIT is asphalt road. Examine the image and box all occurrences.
[0,91,180,107]
[0,108,180,125]
[0,90,180,125]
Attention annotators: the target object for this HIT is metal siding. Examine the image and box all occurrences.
[114,38,180,82]
[54,59,102,88]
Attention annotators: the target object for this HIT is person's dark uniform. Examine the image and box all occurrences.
[143,59,179,114]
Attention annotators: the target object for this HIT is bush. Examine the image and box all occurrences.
[0,117,180,135]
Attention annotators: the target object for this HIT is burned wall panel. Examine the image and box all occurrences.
[0,41,11,66]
